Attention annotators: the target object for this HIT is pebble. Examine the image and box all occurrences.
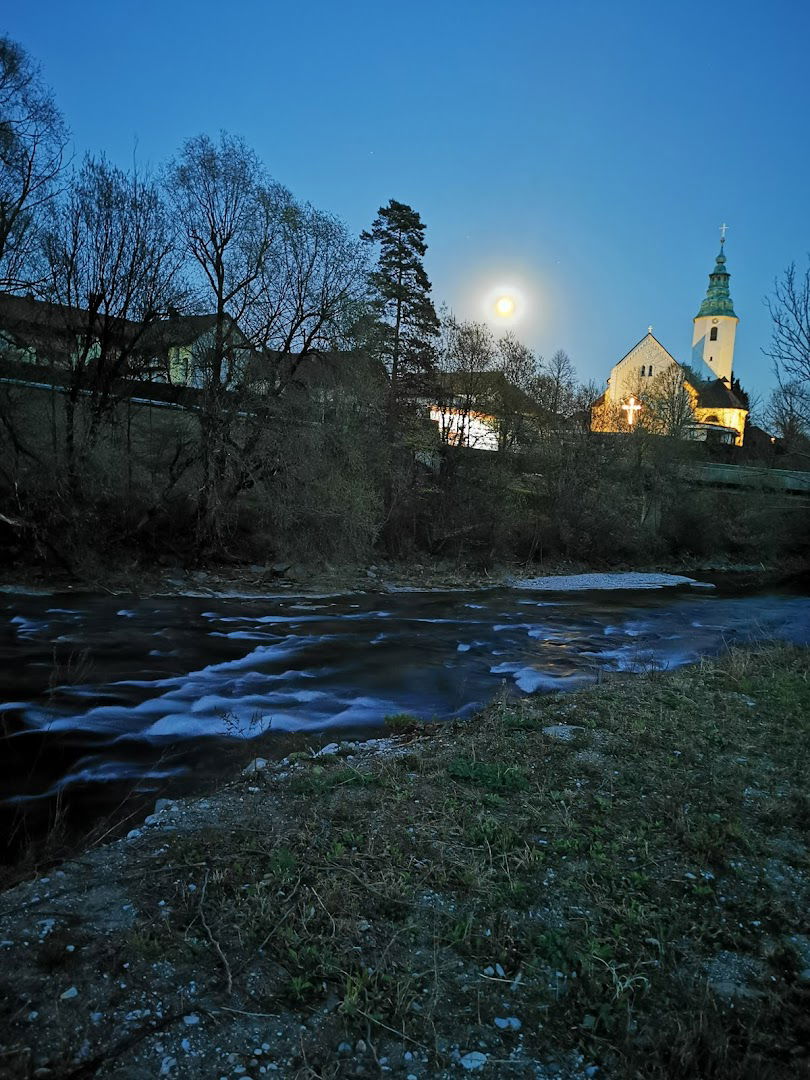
[459,1052,488,1072]
[242,758,269,776]
[124,1009,150,1021]
[495,963,505,977]
[404,1051,414,1062]
[60,986,78,1000]
[182,1014,200,1025]
[337,1042,353,1055]
[542,724,583,742]
[126,829,142,840]
[494,1016,521,1031]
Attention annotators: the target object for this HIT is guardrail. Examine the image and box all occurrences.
[689,462,810,495]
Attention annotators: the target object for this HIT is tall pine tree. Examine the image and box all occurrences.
[362,199,439,409]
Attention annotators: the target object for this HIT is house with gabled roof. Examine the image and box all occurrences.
[0,294,387,414]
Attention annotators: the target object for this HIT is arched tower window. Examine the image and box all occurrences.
[710,326,718,341]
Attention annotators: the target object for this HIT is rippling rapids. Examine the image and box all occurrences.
[1,574,808,850]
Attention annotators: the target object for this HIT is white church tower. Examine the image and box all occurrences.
[691,227,738,385]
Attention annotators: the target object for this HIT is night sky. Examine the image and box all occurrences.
[5,0,809,404]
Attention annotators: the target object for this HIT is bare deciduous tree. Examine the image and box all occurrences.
[494,333,543,449]
[0,36,68,289]
[433,313,497,448]
[535,348,577,424]
[166,132,369,546]
[39,155,182,493]
[247,201,369,392]
[765,259,810,427]
[640,365,696,437]
[765,381,809,462]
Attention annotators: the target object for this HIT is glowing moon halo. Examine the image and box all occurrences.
[481,283,527,325]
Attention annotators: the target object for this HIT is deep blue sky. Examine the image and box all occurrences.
[5,0,809,404]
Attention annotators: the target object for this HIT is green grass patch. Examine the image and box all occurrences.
[447,757,529,792]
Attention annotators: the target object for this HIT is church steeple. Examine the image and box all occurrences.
[691,227,739,385]
[695,235,737,319]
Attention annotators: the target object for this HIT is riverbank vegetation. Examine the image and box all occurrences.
[1,643,808,1078]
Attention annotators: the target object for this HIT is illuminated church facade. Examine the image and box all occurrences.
[591,235,748,446]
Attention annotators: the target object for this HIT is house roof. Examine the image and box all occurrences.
[434,370,540,415]
[250,349,388,398]
[0,291,128,341]
[693,377,746,410]
[613,332,678,369]
[139,314,220,350]
[0,291,150,366]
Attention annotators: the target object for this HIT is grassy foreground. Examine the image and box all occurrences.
[1,644,809,1078]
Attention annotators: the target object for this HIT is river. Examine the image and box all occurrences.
[1,573,809,853]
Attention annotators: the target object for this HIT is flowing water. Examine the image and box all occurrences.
[1,574,809,852]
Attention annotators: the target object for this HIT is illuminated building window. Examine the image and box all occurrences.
[710,327,718,341]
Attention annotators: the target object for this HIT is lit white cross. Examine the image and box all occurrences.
[719,222,729,241]
[647,325,653,334]
[622,396,642,426]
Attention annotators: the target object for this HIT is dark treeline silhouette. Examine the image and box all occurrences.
[0,36,807,578]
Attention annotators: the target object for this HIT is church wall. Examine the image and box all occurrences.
[604,337,680,407]
[694,406,746,446]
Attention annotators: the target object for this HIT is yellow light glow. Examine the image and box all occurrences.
[495,295,515,318]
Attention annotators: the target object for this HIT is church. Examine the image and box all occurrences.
[591,234,749,446]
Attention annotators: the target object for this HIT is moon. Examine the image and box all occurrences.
[494,294,516,318]
[482,283,526,325]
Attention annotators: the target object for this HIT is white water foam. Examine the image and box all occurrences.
[490,662,591,693]
[508,572,711,592]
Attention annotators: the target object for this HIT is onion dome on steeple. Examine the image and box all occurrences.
[695,235,737,319]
